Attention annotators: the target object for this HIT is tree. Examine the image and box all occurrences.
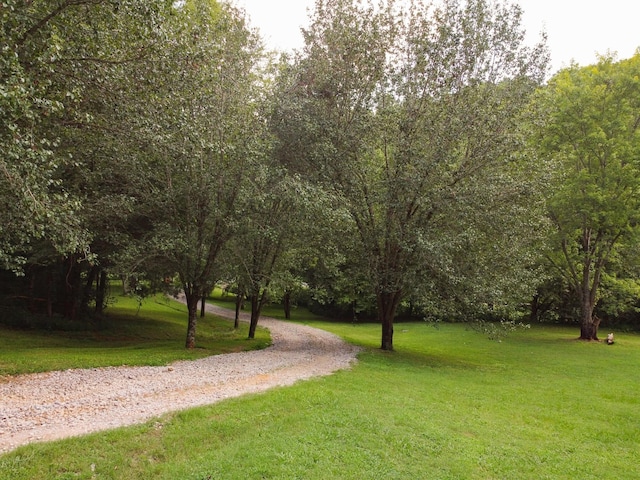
[536,52,640,340]
[0,0,98,273]
[138,0,265,348]
[46,1,175,319]
[1,0,173,320]
[275,0,548,350]
[227,166,301,338]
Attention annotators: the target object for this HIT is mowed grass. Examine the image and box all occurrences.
[0,291,270,376]
[205,286,329,322]
[1,318,639,479]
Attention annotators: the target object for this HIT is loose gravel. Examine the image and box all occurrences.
[0,302,360,454]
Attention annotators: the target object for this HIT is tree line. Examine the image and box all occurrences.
[1,0,639,350]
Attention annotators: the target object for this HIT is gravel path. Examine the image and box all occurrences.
[0,301,360,454]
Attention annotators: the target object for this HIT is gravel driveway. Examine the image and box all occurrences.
[0,301,360,454]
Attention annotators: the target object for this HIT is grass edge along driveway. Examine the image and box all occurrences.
[1,321,638,479]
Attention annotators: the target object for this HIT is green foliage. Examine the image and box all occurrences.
[2,323,638,479]
[206,285,327,323]
[0,0,91,271]
[274,0,550,348]
[598,273,640,320]
[0,0,267,344]
[0,0,182,323]
[469,319,531,341]
[131,0,266,346]
[536,52,640,335]
[2,0,638,352]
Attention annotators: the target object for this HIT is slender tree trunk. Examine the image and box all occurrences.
[84,266,98,306]
[248,289,268,339]
[529,294,540,323]
[578,250,600,340]
[63,255,82,320]
[184,291,200,349]
[377,289,402,351]
[234,291,243,329]
[78,264,97,320]
[95,270,107,314]
[248,294,260,339]
[283,290,291,320]
[200,294,206,318]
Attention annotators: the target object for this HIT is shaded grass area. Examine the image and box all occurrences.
[1,321,638,479]
[206,286,328,322]
[0,292,270,376]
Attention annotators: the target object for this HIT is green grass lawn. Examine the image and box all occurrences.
[206,286,328,322]
[1,314,638,479]
[0,291,270,376]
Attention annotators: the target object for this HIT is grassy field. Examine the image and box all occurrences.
[205,286,329,322]
[1,308,639,479]
[0,290,270,376]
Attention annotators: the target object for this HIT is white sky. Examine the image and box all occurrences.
[234,0,639,76]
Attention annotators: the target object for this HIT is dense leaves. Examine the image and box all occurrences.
[137,1,264,348]
[274,0,549,349]
[536,53,640,339]
[0,0,263,341]
[1,0,639,350]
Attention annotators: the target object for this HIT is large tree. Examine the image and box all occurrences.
[139,0,264,348]
[536,52,640,340]
[0,0,102,273]
[48,1,176,318]
[1,0,175,319]
[274,0,548,350]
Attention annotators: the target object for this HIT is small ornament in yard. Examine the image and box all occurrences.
[606,333,615,345]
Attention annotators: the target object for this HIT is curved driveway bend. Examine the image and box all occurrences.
[0,302,360,454]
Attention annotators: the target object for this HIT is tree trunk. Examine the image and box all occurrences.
[234,292,243,329]
[577,255,601,341]
[248,289,268,339]
[83,266,98,313]
[200,294,206,318]
[529,294,540,323]
[579,298,600,340]
[248,294,260,339]
[283,290,291,320]
[184,291,200,349]
[95,270,107,314]
[377,290,402,351]
[63,256,82,321]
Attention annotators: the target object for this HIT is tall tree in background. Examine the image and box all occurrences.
[0,0,102,272]
[275,0,548,350]
[536,53,640,340]
[0,0,265,338]
[0,0,173,318]
[48,1,174,318]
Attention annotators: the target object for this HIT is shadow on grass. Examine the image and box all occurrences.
[0,292,271,376]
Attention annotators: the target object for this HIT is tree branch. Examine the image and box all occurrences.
[17,0,106,47]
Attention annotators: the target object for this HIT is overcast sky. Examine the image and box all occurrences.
[234,0,639,76]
